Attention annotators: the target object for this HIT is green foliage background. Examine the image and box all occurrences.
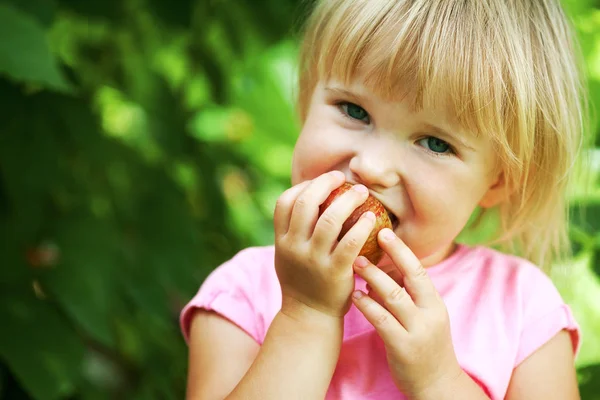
[0,0,599,398]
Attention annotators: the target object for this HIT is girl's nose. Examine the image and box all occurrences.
[348,145,401,189]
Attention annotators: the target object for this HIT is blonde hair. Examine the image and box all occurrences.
[296,0,589,270]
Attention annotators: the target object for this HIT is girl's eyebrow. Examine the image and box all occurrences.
[324,86,369,102]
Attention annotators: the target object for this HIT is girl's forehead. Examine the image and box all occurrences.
[300,0,533,145]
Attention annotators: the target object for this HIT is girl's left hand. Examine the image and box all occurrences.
[351,228,463,399]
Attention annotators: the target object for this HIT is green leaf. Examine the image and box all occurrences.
[569,201,600,236]
[231,39,300,145]
[0,4,71,91]
[578,363,600,400]
[2,0,57,28]
[56,0,123,20]
[0,287,84,400]
[147,0,193,28]
[189,106,253,143]
[43,216,121,349]
[0,363,5,398]
[591,247,600,280]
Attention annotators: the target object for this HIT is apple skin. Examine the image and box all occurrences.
[319,183,393,265]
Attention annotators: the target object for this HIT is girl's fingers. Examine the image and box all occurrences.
[366,286,385,310]
[351,289,407,341]
[287,171,346,240]
[330,210,375,266]
[353,256,419,330]
[273,180,312,238]
[377,229,440,308]
[312,184,370,256]
[366,267,404,308]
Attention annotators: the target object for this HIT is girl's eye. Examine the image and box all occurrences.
[418,137,453,154]
[339,102,370,123]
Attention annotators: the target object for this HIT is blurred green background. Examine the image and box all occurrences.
[1,0,600,398]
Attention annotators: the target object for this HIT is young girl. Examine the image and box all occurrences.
[181,1,587,399]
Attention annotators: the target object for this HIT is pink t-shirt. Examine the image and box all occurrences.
[180,244,580,399]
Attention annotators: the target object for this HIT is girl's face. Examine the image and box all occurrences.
[291,80,507,267]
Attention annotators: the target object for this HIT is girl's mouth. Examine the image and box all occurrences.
[387,211,399,230]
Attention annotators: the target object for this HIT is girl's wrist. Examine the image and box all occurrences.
[409,369,489,400]
[280,295,346,326]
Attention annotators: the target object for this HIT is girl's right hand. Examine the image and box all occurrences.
[273,171,376,319]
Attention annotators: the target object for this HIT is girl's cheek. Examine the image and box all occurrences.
[291,138,347,183]
[408,170,458,212]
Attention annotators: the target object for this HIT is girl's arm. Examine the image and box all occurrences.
[186,300,344,400]
[505,330,580,400]
[186,173,373,399]
[228,298,344,400]
[186,310,259,400]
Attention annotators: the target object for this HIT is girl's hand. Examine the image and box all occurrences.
[351,229,463,398]
[273,171,376,319]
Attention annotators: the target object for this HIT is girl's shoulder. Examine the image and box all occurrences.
[440,243,568,308]
[200,245,279,288]
[439,244,580,367]
[179,245,280,344]
[438,243,555,286]
[212,244,277,275]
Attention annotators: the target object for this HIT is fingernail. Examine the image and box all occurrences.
[362,211,375,220]
[330,170,345,179]
[380,228,395,241]
[352,290,364,299]
[353,184,368,193]
[354,256,369,268]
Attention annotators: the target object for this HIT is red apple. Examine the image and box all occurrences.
[319,183,393,265]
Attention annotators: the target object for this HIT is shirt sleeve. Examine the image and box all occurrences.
[514,266,581,366]
[179,248,264,344]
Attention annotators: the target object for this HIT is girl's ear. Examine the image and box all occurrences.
[479,172,509,209]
